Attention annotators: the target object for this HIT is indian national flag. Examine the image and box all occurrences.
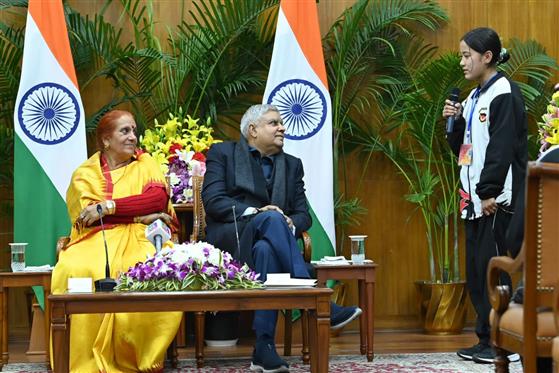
[13,0,86,295]
[263,0,335,258]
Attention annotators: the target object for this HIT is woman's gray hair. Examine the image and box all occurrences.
[240,104,279,138]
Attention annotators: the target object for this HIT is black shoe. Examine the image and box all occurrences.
[457,343,488,360]
[472,345,496,364]
[330,306,362,331]
[250,339,289,373]
[472,348,521,364]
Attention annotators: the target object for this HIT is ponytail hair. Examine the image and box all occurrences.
[498,47,510,65]
[462,27,509,66]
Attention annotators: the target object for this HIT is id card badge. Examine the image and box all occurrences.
[458,144,473,166]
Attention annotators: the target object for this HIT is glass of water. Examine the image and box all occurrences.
[349,235,367,265]
[9,243,27,272]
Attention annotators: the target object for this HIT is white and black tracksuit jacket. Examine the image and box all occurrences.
[447,72,528,220]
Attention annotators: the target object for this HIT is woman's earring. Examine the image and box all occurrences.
[104,143,109,150]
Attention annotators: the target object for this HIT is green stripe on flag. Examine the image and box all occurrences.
[14,135,70,307]
[290,205,336,322]
[307,205,335,260]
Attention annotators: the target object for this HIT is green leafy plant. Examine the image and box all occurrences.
[116,0,279,135]
[322,0,449,250]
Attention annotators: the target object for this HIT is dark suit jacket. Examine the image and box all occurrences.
[201,137,311,268]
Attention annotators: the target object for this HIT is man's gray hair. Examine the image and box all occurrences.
[240,104,279,138]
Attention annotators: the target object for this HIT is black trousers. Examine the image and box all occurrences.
[465,207,512,345]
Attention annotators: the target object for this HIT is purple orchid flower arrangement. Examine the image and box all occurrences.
[115,242,263,292]
[166,150,206,204]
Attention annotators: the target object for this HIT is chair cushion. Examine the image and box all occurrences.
[490,303,556,352]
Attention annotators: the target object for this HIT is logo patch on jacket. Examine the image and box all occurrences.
[479,107,488,123]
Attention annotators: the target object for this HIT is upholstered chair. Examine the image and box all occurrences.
[488,162,559,373]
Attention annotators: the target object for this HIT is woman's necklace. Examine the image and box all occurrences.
[110,162,129,185]
[102,152,133,185]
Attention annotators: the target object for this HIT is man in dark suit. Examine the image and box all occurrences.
[202,104,361,372]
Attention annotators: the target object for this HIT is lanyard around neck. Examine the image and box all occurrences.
[465,88,480,143]
[465,73,500,143]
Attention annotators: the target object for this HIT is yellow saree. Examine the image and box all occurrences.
[51,151,181,373]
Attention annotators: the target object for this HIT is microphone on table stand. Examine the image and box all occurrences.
[145,219,171,253]
[94,204,117,292]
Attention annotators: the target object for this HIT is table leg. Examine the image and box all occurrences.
[0,286,6,367]
[51,302,69,373]
[316,297,330,373]
[316,274,327,288]
[308,310,318,373]
[358,280,366,355]
[283,309,292,356]
[366,280,375,361]
[44,286,51,368]
[195,311,205,368]
[301,310,309,364]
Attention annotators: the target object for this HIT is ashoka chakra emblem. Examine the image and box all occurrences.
[266,79,327,140]
[18,82,80,145]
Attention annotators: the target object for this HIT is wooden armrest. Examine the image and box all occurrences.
[487,249,524,314]
[191,175,206,242]
[301,231,312,263]
[554,280,559,331]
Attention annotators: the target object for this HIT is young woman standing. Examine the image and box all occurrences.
[442,27,527,364]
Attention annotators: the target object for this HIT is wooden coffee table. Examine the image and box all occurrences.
[49,287,332,373]
[0,271,52,369]
[313,262,377,361]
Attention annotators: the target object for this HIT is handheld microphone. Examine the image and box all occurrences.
[94,204,117,292]
[145,219,171,253]
[232,206,241,259]
[446,88,461,134]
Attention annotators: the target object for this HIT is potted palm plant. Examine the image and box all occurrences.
[363,51,469,334]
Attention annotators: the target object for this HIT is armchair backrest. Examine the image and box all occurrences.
[191,175,206,242]
[523,161,559,363]
[524,161,559,309]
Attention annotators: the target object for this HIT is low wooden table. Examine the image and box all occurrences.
[313,262,377,361]
[49,287,332,373]
[0,271,52,369]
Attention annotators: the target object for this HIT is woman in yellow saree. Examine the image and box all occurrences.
[51,110,182,372]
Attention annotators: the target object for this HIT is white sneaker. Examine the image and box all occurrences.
[507,353,520,362]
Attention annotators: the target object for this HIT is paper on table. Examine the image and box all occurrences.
[310,255,350,265]
[264,273,317,287]
[23,265,54,272]
[322,256,347,261]
[311,259,374,265]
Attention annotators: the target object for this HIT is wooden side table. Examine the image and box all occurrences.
[0,271,52,369]
[313,262,377,361]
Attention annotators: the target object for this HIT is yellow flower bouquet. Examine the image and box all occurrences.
[139,109,221,203]
[538,91,559,154]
